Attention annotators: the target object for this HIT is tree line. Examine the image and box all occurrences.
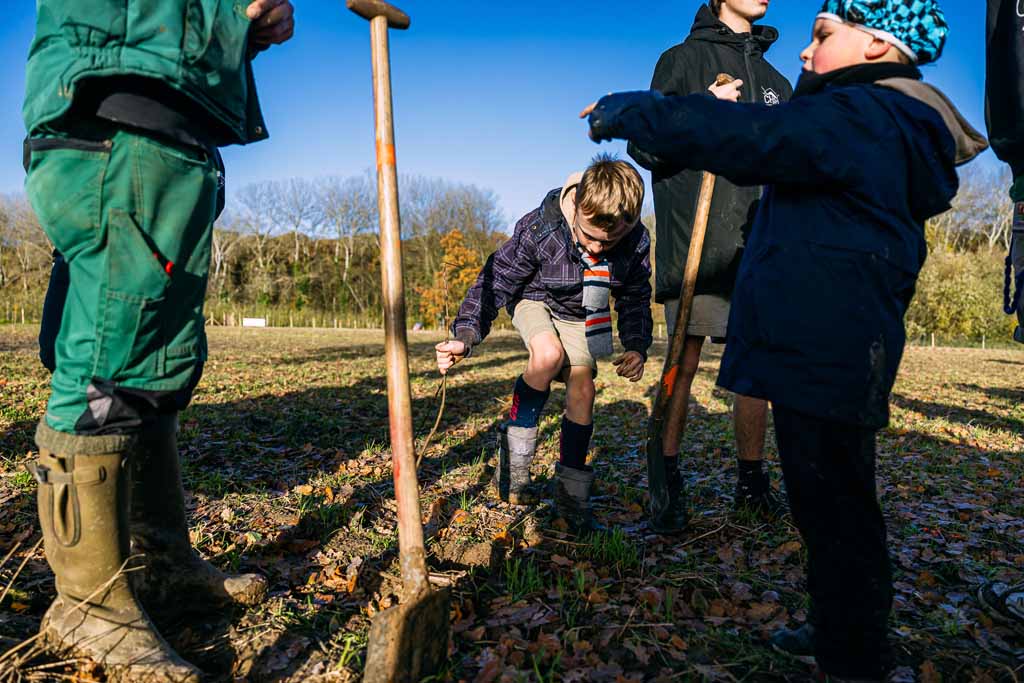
[0,166,1018,343]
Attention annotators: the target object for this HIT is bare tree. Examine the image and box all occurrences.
[0,195,51,292]
[210,210,245,297]
[234,181,279,272]
[317,174,376,314]
[927,166,1014,253]
[264,178,322,265]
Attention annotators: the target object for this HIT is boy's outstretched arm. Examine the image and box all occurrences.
[583,91,865,188]
[440,221,540,373]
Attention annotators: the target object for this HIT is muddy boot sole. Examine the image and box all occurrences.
[41,598,203,683]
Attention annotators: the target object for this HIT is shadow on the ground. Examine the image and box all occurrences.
[891,392,1024,435]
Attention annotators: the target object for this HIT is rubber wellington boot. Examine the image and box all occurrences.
[650,464,689,534]
[130,414,267,616]
[553,463,605,533]
[492,423,538,506]
[30,422,201,683]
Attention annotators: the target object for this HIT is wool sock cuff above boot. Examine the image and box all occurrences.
[36,419,136,455]
[559,416,593,471]
[508,375,550,428]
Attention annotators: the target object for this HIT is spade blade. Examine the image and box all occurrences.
[364,587,450,683]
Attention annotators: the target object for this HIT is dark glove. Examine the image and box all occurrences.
[587,90,663,143]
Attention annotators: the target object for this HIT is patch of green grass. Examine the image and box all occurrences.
[555,569,587,630]
[182,466,230,497]
[530,650,563,682]
[8,469,33,493]
[365,527,396,553]
[503,556,543,600]
[298,497,352,543]
[458,489,477,512]
[580,527,640,574]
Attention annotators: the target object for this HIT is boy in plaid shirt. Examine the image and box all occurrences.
[437,155,653,531]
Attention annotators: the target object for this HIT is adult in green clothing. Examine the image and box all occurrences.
[22,1,294,680]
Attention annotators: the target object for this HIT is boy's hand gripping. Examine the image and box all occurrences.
[612,350,645,382]
[435,340,467,375]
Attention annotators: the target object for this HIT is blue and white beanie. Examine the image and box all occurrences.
[818,0,948,65]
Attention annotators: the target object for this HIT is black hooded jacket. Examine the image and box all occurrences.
[986,0,1024,174]
[629,3,792,303]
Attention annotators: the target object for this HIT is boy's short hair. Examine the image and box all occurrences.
[709,0,723,15]
[575,153,645,230]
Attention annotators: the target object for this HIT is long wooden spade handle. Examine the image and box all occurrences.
[646,74,732,520]
[350,0,429,601]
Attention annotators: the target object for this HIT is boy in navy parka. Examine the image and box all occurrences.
[583,0,987,679]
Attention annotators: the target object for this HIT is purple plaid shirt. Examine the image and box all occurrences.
[452,189,653,358]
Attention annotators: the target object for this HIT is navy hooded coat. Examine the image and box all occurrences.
[588,64,987,428]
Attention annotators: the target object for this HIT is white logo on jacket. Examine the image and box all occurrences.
[762,88,780,106]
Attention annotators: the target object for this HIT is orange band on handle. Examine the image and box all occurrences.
[376,141,396,169]
[662,365,679,398]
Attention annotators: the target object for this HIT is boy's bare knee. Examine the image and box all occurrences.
[569,374,596,404]
[565,369,596,422]
[528,335,565,375]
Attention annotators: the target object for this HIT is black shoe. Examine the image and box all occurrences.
[770,623,816,665]
[735,482,787,520]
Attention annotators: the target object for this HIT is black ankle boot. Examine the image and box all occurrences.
[650,462,689,534]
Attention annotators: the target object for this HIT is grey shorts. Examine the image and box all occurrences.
[664,295,729,343]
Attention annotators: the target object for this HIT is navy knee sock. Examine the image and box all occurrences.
[559,416,593,471]
[509,375,549,428]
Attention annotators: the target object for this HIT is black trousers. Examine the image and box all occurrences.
[38,250,69,373]
[772,404,892,679]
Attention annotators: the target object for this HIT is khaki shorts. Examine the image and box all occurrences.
[664,295,729,343]
[511,299,597,374]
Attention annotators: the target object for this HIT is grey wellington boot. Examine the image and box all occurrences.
[553,463,605,533]
[130,414,267,616]
[492,423,538,506]
[30,422,201,683]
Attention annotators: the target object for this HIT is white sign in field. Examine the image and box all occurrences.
[242,318,267,328]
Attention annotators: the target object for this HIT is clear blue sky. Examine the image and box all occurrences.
[0,1,992,227]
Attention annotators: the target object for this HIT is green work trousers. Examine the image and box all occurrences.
[25,122,218,434]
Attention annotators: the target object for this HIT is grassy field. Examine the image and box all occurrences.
[1,325,1022,682]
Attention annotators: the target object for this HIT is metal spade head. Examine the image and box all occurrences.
[363,587,451,683]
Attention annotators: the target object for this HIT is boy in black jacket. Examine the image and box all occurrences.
[583,0,987,678]
[629,0,793,530]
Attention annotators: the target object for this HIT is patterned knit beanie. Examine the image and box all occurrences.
[818,0,948,65]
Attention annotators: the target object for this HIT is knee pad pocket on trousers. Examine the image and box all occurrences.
[96,209,171,383]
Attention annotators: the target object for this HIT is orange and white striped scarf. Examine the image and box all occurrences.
[579,246,613,358]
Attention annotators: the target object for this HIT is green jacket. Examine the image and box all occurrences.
[24,0,268,145]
